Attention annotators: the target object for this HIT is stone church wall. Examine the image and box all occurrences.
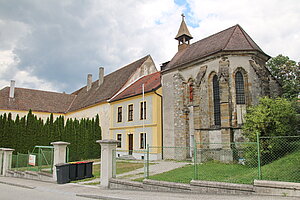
[162,53,281,160]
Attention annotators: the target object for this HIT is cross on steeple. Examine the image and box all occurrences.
[181,13,185,20]
[175,13,193,51]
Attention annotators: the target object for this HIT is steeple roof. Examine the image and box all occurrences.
[175,14,193,40]
[164,24,269,72]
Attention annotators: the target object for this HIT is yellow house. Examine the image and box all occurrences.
[109,71,162,160]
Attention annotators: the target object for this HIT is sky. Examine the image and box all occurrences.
[0,0,299,93]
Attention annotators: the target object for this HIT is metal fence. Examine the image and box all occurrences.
[143,135,300,184]
[11,147,54,174]
[194,142,259,184]
[259,136,300,183]
[146,146,193,183]
[112,149,147,180]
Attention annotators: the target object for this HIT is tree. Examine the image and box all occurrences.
[242,97,299,165]
[266,54,300,99]
[243,97,298,139]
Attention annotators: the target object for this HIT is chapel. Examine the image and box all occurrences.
[161,15,281,160]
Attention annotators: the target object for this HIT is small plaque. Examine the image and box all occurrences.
[28,154,36,166]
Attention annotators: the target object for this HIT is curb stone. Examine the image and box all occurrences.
[0,180,35,189]
[76,194,128,200]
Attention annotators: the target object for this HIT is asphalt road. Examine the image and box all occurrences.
[0,183,87,200]
[0,177,299,200]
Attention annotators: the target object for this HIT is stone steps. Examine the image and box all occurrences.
[118,155,137,160]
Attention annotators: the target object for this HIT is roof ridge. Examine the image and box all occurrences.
[223,24,239,50]
[237,25,262,51]
[14,87,74,96]
[109,71,161,102]
[107,54,151,101]
[189,24,238,48]
[105,55,150,78]
[71,55,151,95]
[0,86,9,91]
[108,75,145,102]
[65,95,77,113]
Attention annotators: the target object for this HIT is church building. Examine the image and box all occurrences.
[161,15,281,160]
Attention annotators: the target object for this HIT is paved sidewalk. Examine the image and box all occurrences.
[0,176,298,200]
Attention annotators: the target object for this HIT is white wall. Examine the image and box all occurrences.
[66,103,110,139]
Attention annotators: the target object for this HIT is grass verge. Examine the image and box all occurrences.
[139,151,300,184]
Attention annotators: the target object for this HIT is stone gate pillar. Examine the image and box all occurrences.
[1,148,14,176]
[0,148,3,175]
[51,141,70,181]
[96,139,119,188]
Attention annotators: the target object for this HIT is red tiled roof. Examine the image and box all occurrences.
[164,24,268,72]
[0,87,76,113]
[110,71,161,102]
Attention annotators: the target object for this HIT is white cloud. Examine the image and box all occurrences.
[12,69,59,92]
[0,0,299,93]
[0,50,58,91]
[187,0,300,60]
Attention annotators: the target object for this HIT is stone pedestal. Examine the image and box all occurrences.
[97,139,120,188]
[51,141,70,181]
[1,148,14,176]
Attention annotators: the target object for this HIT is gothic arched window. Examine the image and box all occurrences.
[213,75,221,126]
[235,71,245,104]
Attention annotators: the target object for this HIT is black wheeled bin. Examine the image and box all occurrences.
[69,162,77,181]
[85,161,94,178]
[56,163,70,184]
[76,162,86,180]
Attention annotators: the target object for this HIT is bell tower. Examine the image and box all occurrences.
[175,14,193,51]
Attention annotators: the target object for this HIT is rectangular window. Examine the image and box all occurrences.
[117,134,122,148]
[128,104,133,121]
[117,107,122,122]
[140,133,146,149]
[140,101,146,120]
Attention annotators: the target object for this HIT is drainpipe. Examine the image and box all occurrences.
[154,90,163,160]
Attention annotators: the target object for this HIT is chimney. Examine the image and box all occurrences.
[9,80,15,98]
[87,74,92,91]
[98,67,104,86]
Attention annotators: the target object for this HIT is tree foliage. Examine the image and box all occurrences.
[242,97,299,165]
[0,111,102,161]
[266,54,300,99]
[243,97,298,139]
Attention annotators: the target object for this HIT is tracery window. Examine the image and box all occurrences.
[235,71,245,104]
[213,75,221,126]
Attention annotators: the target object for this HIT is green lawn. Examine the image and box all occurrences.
[142,151,300,184]
[260,150,300,182]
